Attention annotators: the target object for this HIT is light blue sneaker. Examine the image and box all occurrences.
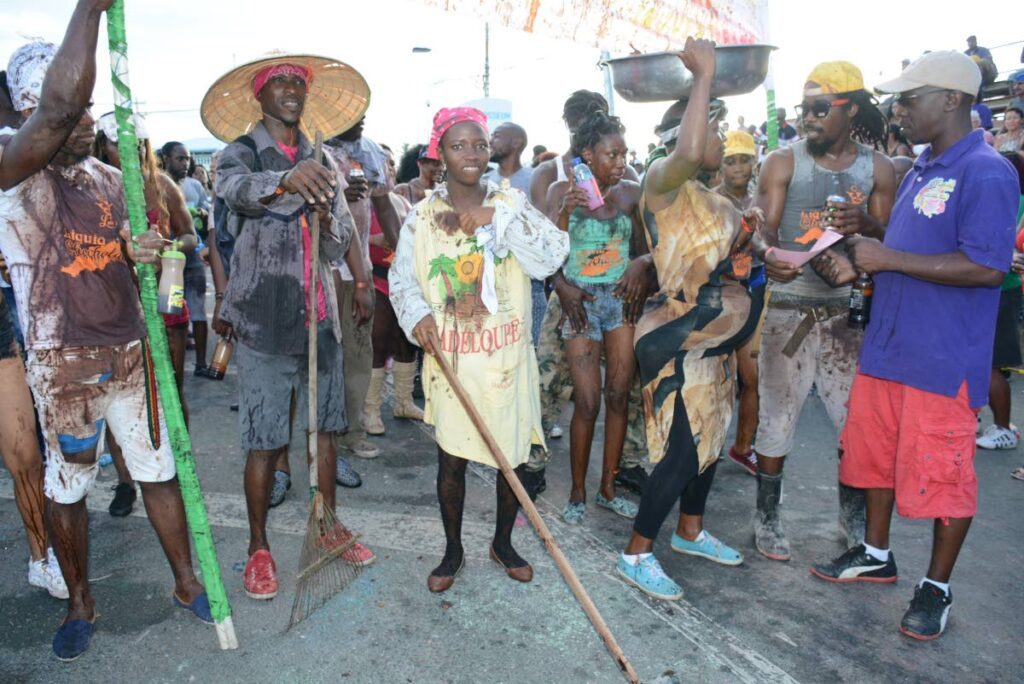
[671,530,743,566]
[595,493,638,519]
[562,501,586,525]
[616,554,683,601]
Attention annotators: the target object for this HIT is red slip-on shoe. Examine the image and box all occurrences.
[319,522,377,567]
[728,447,758,476]
[244,549,278,600]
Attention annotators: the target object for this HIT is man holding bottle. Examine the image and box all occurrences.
[751,60,896,561]
[0,1,211,660]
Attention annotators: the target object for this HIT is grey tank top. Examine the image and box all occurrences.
[770,139,875,303]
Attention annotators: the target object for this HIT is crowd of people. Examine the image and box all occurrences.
[1,0,1023,664]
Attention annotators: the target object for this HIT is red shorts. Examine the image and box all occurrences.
[839,372,978,519]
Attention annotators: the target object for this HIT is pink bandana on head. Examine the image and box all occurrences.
[426,107,489,160]
[252,63,312,97]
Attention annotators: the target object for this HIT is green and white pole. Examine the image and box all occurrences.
[106,0,237,650]
[765,67,779,152]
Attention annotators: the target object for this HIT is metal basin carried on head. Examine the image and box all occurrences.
[604,45,777,103]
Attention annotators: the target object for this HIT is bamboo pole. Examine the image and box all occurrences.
[106,0,236,650]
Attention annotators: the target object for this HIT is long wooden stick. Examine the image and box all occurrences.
[431,347,640,684]
[307,132,324,496]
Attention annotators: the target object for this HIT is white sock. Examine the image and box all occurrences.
[921,578,950,595]
[862,542,890,562]
[621,552,652,566]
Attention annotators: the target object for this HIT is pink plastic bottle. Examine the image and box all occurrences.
[571,157,605,211]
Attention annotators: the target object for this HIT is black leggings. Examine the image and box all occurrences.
[633,393,718,539]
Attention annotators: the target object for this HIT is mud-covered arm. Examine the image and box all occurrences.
[214,141,305,216]
[0,0,113,190]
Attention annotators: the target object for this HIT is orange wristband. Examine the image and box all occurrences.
[354,281,370,290]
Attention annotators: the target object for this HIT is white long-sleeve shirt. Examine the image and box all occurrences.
[389,181,568,342]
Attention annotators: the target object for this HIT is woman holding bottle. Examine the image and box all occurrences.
[545,111,644,525]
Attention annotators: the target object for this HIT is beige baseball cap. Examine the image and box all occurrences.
[875,50,981,96]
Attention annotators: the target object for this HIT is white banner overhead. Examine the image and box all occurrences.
[417,0,770,53]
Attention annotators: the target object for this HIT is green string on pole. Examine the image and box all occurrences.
[106,0,237,650]
[765,75,779,152]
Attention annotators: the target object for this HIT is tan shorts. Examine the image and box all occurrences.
[755,306,862,457]
[26,341,175,504]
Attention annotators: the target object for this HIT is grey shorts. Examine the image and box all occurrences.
[184,267,207,321]
[561,282,625,343]
[236,325,347,452]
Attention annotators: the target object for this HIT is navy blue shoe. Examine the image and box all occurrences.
[53,619,94,661]
[174,591,214,625]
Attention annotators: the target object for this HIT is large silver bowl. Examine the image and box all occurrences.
[604,45,776,103]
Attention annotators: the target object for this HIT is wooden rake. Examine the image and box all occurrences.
[288,132,369,629]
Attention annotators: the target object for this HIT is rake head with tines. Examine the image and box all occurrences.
[287,493,370,630]
[287,130,373,631]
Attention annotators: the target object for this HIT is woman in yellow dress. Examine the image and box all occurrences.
[615,39,761,600]
[389,107,569,593]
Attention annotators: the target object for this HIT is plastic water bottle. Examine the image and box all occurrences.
[98,453,113,467]
[157,242,185,315]
[571,157,604,211]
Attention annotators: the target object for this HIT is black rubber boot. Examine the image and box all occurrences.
[754,471,790,561]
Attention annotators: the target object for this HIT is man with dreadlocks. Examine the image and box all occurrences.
[749,61,896,562]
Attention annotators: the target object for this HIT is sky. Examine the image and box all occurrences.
[1,0,1021,161]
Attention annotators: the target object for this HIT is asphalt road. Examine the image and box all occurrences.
[1,359,1021,683]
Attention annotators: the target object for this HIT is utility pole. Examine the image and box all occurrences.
[483,22,490,98]
[600,49,615,116]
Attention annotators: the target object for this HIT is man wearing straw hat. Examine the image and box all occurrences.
[203,53,376,601]
[0,0,212,661]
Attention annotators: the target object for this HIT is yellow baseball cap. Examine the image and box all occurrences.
[723,130,756,158]
[805,61,865,96]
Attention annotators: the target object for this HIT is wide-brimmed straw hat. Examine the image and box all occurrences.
[200,53,370,143]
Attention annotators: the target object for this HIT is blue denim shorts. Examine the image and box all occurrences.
[561,281,625,343]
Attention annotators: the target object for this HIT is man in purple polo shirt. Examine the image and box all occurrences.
[807,51,1019,641]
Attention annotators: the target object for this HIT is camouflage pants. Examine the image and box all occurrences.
[528,291,646,472]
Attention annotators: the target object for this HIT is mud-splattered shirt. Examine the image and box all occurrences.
[215,122,353,355]
[388,182,568,467]
[0,133,145,350]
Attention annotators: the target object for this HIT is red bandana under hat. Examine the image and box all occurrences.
[252,63,313,97]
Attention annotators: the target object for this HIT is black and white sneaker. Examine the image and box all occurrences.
[810,544,898,584]
[900,582,952,641]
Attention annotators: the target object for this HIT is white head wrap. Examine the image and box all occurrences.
[7,41,57,112]
[97,111,149,143]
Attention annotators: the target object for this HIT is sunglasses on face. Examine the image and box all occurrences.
[795,98,850,119]
[894,88,950,108]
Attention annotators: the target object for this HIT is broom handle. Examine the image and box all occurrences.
[431,344,639,684]
[307,132,324,496]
